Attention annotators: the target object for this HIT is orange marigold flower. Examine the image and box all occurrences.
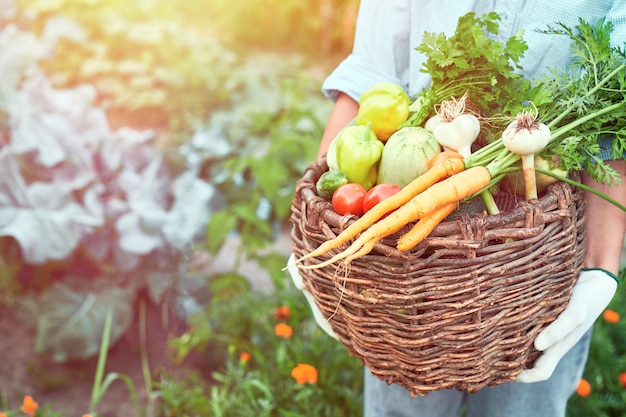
[0,412,7,417]
[83,415,94,417]
[274,305,291,321]
[275,323,293,339]
[619,372,626,389]
[602,309,620,323]
[21,395,38,417]
[239,351,251,363]
[291,363,319,384]
[576,378,591,398]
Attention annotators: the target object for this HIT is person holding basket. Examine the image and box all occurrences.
[289,1,626,416]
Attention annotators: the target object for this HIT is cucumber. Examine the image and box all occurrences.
[316,169,349,199]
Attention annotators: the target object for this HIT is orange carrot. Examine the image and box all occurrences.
[427,151,464,170]
[396,201,457,251]
[286,157,466,268]
[302,165,491,269]
[343,236,379,264]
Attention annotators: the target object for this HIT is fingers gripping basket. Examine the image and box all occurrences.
[290,159,585,397]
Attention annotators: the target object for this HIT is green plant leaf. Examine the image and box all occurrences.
[0,178,103,264]
[208,272,251,300]
[19,281,134,362]
[206,210,238,254]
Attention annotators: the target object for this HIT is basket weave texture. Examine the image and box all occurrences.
[290,159,586,397]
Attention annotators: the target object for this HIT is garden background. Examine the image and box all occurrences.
[0,0,624,416]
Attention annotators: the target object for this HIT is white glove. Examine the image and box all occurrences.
[287,253,338,339]
[517,269,618,383]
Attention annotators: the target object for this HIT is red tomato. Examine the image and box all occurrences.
[619,372,626,388]
[332,183,367,216]
[363,183,403,213]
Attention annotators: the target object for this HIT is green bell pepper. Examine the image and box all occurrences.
[335,124,384,190]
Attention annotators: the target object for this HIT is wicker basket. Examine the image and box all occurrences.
[290,158,586,397]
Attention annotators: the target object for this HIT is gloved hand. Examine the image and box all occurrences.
[287,253,338,340]
[517,268,618,383]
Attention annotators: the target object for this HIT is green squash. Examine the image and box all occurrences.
[377,127,441,187]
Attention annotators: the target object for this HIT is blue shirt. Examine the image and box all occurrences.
[323,0,626,101]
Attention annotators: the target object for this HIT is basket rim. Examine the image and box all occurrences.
[297,157,581,239]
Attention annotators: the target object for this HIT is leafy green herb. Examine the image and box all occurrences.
[532,18,626,185]
[463,17,626,205]
[405,12,531,128]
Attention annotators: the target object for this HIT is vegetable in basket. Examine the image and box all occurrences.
[501,108,551,200]
[315,169,349,199]
[325,135,339,170]
[291,157,467,268]
[334,123,384,190]
[427,151,464,169]
[402,12,530,130]
[362,183,403,214]
[424,94,481,158]
[331,183,367,216]
[356,82,411,141]
[500,155,568,196]
[425,94,501,214]
[377,126,441,187]
[324,118,357,170]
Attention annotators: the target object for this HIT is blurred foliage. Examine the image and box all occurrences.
[16,0,245,138]
[200,54,329,261]
[0,238,23,305]
[14,0,357,139]
[174,0,358,58]
[0,6,218,361]
[165,271,363,417]
[5,0,334,276]
[8,1,338,267]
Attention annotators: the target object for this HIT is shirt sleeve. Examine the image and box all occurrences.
[321,0,410,102]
